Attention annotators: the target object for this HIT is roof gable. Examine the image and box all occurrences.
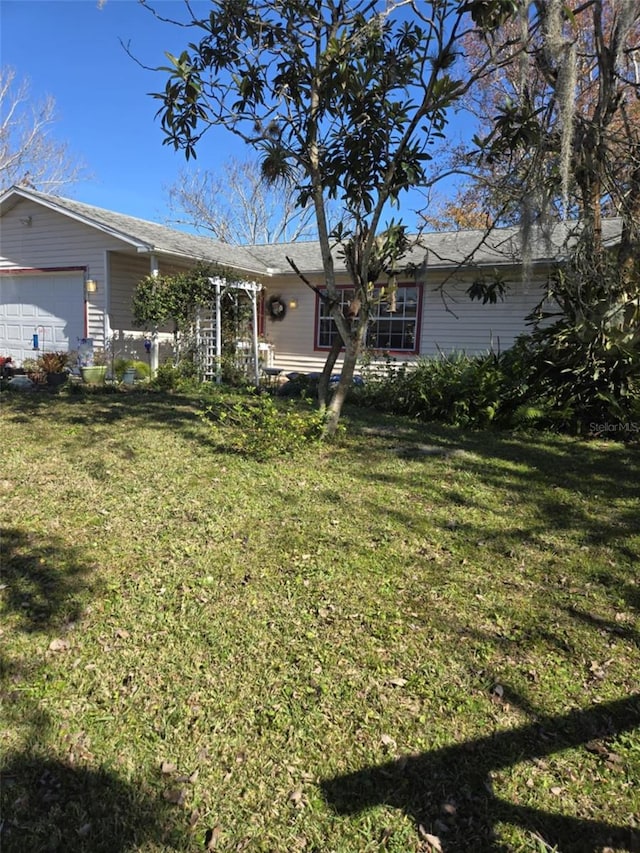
[0,186,266,275]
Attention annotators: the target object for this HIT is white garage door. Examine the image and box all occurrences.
[0,272,85,364]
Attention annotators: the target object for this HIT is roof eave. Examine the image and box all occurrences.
[136,245,268,277]
[427,257,555,272]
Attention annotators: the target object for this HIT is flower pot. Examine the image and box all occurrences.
[122,367,136,385]
[81,365,107,386]
[46,372,68,387]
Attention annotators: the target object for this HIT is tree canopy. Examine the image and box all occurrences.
[442,0,640,428]
[144,0,521,433]
[442,1,640,255]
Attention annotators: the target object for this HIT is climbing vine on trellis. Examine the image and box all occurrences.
[133,262,249,332]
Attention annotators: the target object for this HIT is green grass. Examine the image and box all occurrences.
[1,387,639,852]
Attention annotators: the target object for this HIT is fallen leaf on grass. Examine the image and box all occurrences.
[161,761,177,775]
[163,788,185,806]
[585,738,623,768]
[387,677,408,688]
[48,638,70,652]
[585,740,609,757]
[176,769,200,784]
[205,825,222,849]
[381,734,396,748]
[550,786,562,796]
[289,786,304,807]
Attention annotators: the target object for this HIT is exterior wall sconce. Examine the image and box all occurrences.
[85,279,98,294]
[289,298,298,309]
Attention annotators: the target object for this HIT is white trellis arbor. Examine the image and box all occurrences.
[195,276,264,385]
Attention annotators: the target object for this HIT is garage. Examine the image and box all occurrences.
[0,271,85,364]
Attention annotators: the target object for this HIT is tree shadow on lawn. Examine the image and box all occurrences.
[563,604,640,648]
[353,422,640,559]
[321,693,640,852]
[1,388,211,447]
[1,751,178,853]
[1,525,181,852]
[1,645,182,852]
[1,526,99,633]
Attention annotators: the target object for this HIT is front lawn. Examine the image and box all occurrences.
[1,389,639,852]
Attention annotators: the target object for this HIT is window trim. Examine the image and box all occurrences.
[314,282,422,355]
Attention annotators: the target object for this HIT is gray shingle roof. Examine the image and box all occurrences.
[241,219,624,274]
[420,218,624,269]
[0,186,266,275]
[1,186,624,277]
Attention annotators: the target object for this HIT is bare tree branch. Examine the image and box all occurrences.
[0,67,87,194]
[165,158,319,244]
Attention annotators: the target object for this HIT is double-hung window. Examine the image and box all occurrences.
[316,283,421,354]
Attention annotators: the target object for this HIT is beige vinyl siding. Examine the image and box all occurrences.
[0,199,194,359]
[420,272,549,356]
[262,276,345,374]
[108,252,195,333]
[262,273,419,374]
[0,198,118,348]
[108,252,198,362]
[262,269,550,373]
[109,252,153,332]
[268,350,346,376]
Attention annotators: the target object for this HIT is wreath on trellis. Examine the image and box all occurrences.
[266,294,287,321]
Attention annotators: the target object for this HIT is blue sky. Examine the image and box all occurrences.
[1,0,224,223]
[1,0,471,233]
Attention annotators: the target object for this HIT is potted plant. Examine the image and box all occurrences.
[80,348,108,385]
[0,356,15,379]
[113,358,149,385]
[122,364,137,385]
[37,351,70,386]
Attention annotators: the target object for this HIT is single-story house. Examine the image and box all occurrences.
[0,185,623,374]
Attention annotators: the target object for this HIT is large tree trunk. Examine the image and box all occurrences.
[323,320,368,437]
[318,334,343,411]
[324,343,358,437]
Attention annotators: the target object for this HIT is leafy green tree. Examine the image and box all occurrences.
[444,0,640,264]
[144,0,520,434]
[457,0,640,426]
